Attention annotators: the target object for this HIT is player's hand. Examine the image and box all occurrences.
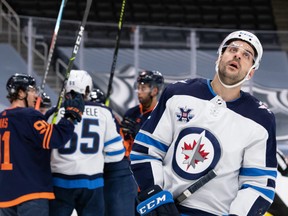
[121,117,140,139]
[64,92,85,122]
[137,185,180,216]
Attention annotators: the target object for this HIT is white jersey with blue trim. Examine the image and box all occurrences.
[131,78,277,215]
[49,101,125,189]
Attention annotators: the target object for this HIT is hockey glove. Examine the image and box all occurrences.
[121,117,140,139]
[64,92,85,122]
[137,185,180,216]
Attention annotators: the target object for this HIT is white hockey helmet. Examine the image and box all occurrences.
[215,31,263,88]
[65,70,93,95]
[218,30,263,70]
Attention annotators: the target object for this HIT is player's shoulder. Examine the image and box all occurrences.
[9,107,43,116]
[124,105,140,117]
[168,77,204,87]
[163,78,207,98]
[85,101,114,115]
[242,92,273,114]
[85,101,107,109]
[241,91,275,126]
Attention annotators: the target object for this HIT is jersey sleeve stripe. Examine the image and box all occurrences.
[106,147,126,156]
[135,132,169,152]
[104,135,122,146]
[43,124,53,149]
[241,184,275,200]
[0,192,55,208]
[239,167,277,178]
[130,154,162,161]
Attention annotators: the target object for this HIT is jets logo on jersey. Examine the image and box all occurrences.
[172,127,221,180]
[182,131,209,170]
[176,107,194,122]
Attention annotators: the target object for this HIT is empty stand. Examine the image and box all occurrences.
[7,0,280,49]
[8,0,277,31]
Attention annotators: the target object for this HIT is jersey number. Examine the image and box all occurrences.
[58,119,100,154]
[0,131,13,170]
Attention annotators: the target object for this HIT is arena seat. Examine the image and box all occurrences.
[8,0,276,31]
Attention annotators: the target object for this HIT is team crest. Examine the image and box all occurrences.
[176,107,194,122]
[172,127,221,180]
[182,131,209,170]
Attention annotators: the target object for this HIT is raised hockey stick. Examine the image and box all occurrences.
[105,0,127,106]
[52,0,92,124]
[35,0,68,110]
[175,169,217,205]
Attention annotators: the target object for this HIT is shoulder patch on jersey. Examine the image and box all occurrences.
[172,79,188,84]
[176,107,194,122]
[172,127,221,180]
[258,101,272,113]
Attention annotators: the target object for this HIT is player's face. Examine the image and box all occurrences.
[27,86,38,108]
[136,83,153,105]
[218,40,255,86]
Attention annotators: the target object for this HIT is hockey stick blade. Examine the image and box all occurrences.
[35,0,67,110]
[52,0,92,124]
[175,169,217,205]
[105,0,126,106]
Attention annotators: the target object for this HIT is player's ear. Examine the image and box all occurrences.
[151,86,158,96]
[247,69,255,80]
[18,89,25,97]
[215,55,222,65]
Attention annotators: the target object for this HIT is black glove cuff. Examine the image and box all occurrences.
[138,185,162,201]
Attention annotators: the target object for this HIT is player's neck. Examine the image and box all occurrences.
[210,79,241,102]
[142,98,157,113]
[10,100,26,108]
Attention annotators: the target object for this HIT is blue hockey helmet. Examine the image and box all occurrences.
[137,70,164,90]
[6,73,36,97]
[90,88,106,104]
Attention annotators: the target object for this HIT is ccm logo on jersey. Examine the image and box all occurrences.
[137,191,174,215]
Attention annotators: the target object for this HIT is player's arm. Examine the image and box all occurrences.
[131,86,173,191]
[103,108,125,163]
[229,115,277,215]
[32,92,85,149]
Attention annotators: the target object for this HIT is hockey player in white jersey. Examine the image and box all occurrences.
[48,70,125,216]
[131,30,277,216]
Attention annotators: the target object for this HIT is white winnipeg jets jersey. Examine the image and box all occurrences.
[49,101,125,189]
[131,78,277,216]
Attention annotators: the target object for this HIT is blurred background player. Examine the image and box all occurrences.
[103,70,164,216]
[0,73,84,216]
[90,88,106,104]
[48,70,125,216]
[89,87,138,216]
[39,92,52,114]
[120,70,164,156]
